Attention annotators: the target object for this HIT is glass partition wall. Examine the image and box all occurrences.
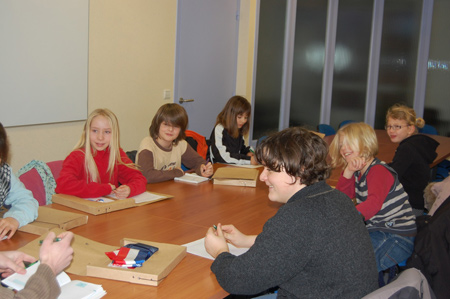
[252,0,450,141]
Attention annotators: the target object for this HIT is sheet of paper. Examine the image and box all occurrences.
[59,280,106,299]
[2,261,71,291]
[183,237,249,260]
[174,173,210,184]
[131,191,167,204]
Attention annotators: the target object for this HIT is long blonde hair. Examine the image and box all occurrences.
[329,122,378,169]
[75,108,134,183]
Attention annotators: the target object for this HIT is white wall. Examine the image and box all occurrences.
[6,0,257,172]
[7,0,177,171]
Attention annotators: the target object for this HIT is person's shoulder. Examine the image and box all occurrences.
[66,149,86,160]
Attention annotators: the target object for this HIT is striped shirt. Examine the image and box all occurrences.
[355,158,416,235]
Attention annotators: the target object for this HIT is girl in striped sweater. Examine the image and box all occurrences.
[330,122,416,272]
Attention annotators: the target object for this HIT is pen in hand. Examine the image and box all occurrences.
[39,237,61,245]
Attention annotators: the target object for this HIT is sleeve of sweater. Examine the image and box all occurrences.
[211,125,250,165]
[0,264,60,299]
[55,150,112,198]
[356,165,394,220]
[137,150,184,183]
[335,172,356,199]
[181,144,206,176]
[3,172,38,227]
[117,149,147,197]
[211,215,311,295]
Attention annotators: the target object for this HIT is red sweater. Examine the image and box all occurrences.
[55,148,147,198]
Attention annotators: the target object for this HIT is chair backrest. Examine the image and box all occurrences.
[17,160,63,206]
[338,120,357,129]
[317,124,336,136]
[185,130,209,160]
[362,268,435,299]
[419,124,438,135]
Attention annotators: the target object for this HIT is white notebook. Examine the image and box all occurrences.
[174,173,210,184]
[3,261,106,299]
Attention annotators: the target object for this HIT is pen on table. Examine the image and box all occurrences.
[39,237,62,245]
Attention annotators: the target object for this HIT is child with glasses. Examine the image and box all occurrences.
[386,104,439,215]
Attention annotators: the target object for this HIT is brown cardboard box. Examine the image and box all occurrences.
[52,194,136,215]
[52,192,172,215]
[18,206,88,235]
[19,228,187,286]
[212,167,259,187]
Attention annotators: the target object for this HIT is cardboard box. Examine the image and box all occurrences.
[52,194,136,215]
[18,206,88,235]
[212,167,259,187]
[86,238,187,286]
[52,192,173,215]
[18,228,186,286]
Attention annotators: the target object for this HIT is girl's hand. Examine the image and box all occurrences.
[343,157,367,178]
[250,156,258,165]
[221,224,256,248]
[205,224,229,258]
[0,217,20,240]
[113,185,131,199]
[201,162,213,177]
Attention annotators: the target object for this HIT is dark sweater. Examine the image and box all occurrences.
[211,181,378,298]
[389,134,439,210]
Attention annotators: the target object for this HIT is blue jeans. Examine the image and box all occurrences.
[369,231,415,272]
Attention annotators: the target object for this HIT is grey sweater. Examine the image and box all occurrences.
[211,181,378,298]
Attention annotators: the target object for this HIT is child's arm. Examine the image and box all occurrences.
[210,124,251,165]
[116,149,147,197]
[181,144,212,177]
[335,172,356,199]
[1,172,38,239]
[388,143,413,180]
[355,165,394,220]
[55,151,112,198]
[137,150,184,183]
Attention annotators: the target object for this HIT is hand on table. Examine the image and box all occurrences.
[113,185,131,199]
[0,217,20,240]
[201,162,213,177]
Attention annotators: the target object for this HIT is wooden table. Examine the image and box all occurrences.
[325,130,450,186]
[2,165,280,299]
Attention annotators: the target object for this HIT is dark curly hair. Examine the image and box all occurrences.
[0,123,9,165]
[255,127,330,186]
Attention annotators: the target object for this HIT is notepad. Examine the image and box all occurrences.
[174,173,210,184]
[2,261,106,299]
[183,237,249,260]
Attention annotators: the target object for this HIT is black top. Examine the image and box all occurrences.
[389,134,439,210]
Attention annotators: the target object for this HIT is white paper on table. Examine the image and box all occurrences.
[183,237,249,260]
[131,191,167,204]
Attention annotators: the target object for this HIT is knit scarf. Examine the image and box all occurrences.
[0,163,11,207]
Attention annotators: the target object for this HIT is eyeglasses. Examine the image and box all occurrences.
[385,125,409,131]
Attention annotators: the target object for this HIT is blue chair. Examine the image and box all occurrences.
[317,124,336,136]
[338,120,357,128]
[419,124,438,135]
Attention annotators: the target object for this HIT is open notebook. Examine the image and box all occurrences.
[174,173,210,184]
[2,261,106,299]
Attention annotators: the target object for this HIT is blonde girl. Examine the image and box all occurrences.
[330,122,416,272]
[385,104,439,215]
[209,96,257,165]
[56,108,146,199]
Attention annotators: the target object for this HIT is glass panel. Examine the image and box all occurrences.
[330,0,373,129]
[424,0,450,137]
[374,0,422,129]
[289,0,328,130]
[253,0,287,140]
